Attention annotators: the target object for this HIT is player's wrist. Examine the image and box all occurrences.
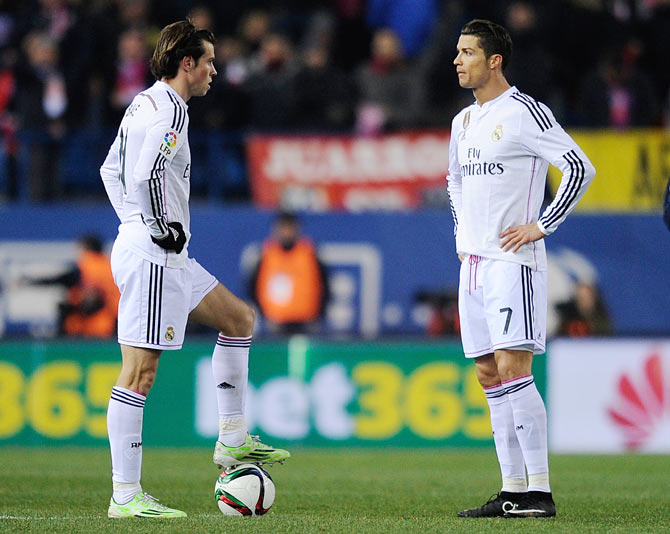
[150,221,186,253]
[536,221,550,236]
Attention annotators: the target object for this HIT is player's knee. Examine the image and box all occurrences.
[496,360,524,382]
[220,301,255,337]
[238,303,255,335]
[474,355,499,387]
[495,350,532,382]
[137,367,157,395]
[475,368,500,387]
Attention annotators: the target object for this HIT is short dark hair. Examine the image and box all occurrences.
[79,234,103,253]
[461,19,512,71]
[150,19,215,80]
[276,211,299,226]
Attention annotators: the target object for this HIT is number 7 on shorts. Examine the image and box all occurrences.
[499,307,512,335]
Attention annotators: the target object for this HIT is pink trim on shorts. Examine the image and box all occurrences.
[118,337,183,351]
[468,254,482,294]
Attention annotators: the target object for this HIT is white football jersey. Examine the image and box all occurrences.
[100,80,191,268]
[447,86,595,271]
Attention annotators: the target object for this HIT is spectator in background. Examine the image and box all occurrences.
[188,4,216,34]
[23,235,120,338]
[239,9,271,58]
[578,40,659,128]
[417,0,469,127]
[366,0,438,58]
[13,0,94,128]
[109,28,151,125]
[250,212,330,335]
[188,34,251,199]
[215,36,250,87]
[414,289,460,337]
[0,45,17,200]
[244,32,298,130]
[14,30,67,200]
[355,28,423,135]
[0,5,17,200]
[556,281,612,337]
[291,43,356,131]
[90,0,157,129]
[329,0,371,71]
[503,1,554,108]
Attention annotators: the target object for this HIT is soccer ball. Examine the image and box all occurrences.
[214,463,275,516]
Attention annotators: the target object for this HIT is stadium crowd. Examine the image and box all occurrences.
[0,0,669,202]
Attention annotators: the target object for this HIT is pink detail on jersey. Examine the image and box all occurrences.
[139,92,158,111]
[526,156,539,270]
[525,156,537,224]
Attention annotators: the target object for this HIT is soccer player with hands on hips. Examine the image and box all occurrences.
[447,19,595,518]
[100,19,289,519]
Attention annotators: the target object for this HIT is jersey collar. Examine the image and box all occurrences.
[154,80,189,109]
[477,85,517,110]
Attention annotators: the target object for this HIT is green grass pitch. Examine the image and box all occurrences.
[0,447,669,533]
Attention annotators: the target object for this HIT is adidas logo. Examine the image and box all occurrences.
[608,352,670,451]
[217,382,236,390]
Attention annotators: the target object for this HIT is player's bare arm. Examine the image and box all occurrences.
[499,223,547,252]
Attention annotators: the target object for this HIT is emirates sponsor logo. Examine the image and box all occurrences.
[607,352,670,451]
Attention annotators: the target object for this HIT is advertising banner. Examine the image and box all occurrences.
[247,129,670,212]
[0,339,547,448]
[2,209,670,338]
[548,339,670,453]
[246,133,450,211]
[547,129,670,212]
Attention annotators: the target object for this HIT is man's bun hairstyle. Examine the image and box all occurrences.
[150,18,215,80]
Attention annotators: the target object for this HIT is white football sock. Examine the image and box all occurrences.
[484,383,527,493]
[107,386,145,504]
[212,334,250,446]
[528,472,551,493]
[505,375,551,492]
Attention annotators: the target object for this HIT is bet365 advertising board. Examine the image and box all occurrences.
[0,340,548,447]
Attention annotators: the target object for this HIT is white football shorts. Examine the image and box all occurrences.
[458,255,546,358]
[111,243,218,350]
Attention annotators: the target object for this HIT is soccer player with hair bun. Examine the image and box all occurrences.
[100,19,289,519]
[447,19,595,518]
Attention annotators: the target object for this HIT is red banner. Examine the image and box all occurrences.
[246,132,450,211]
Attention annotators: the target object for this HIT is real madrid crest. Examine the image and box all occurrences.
[463,111,471,129]
[492,124,503,141]
[165,326,175,341]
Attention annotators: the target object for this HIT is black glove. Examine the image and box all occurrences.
[151,221,186,254]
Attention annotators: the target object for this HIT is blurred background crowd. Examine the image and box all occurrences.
[1,0,670,202]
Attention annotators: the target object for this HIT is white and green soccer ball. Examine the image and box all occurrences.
[214,463,275,516]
